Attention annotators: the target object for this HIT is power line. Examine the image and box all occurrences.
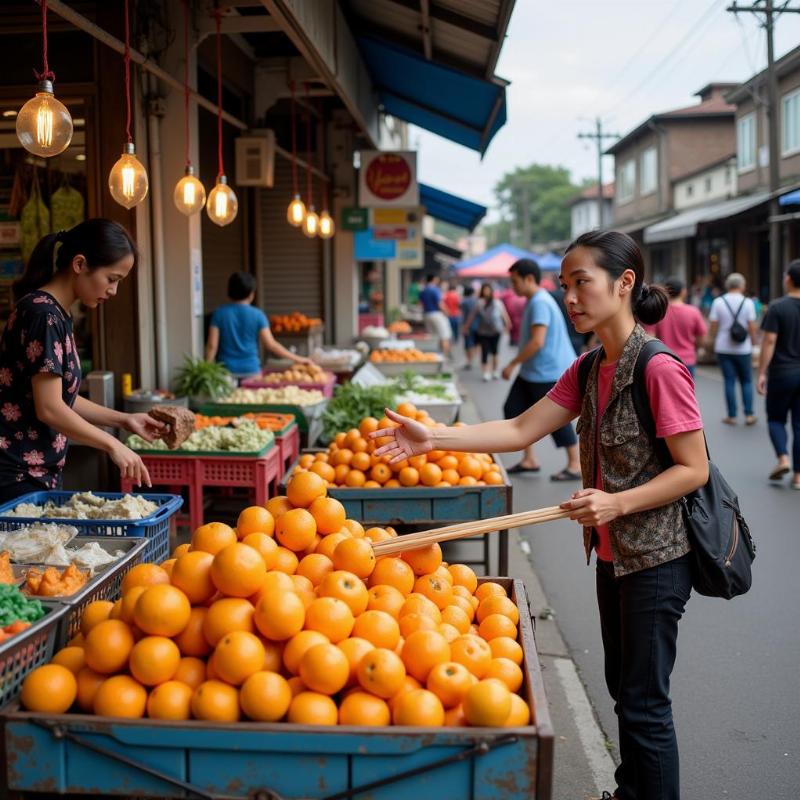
[577,118,621,227]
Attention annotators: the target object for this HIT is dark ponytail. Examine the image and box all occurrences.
[14,218,137,302]
[564,230,668,325]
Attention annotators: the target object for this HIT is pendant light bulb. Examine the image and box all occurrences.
[207,174,238,226]
[16,80,73,157]
[109,142,149,209]
[174,165,206,215]
[287,194,306,227]
[302,205,319,238]
[318,210,335,239]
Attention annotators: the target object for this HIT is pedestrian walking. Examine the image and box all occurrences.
[463,283,510,382]
[500,258,580,481]
[459,286,479,370]
[708,273,758,425]
[649,277,707,378]
[442,282,462,342]
[419,274,452,359]
[500,287,526,346]
[372,230,708,800]
[757,260,800,489]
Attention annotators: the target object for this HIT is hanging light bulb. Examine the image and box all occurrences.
[285,81,305,226]
[16,80,73,158]
[109,142,149,209]
[174,165,206,216]
[302,205,319,238]
[318,209,335,239]
[207,175,238,226]
[287,194,306,227]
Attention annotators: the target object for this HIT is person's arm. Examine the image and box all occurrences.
[560,429,708,526]
[748,319,759,344]
[260,327,310,364]
[499,303,512,333]
[72,396,165,442]
[757,331,778,395]
[502,325,546,379]
[32,375,152,486]
[205,326,220,362]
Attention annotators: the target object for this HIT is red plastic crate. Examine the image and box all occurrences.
[275,424,300,480]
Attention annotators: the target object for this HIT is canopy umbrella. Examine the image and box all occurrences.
[454,244,540,279]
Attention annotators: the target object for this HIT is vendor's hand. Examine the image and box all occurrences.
[501,363,515,381]
[560,488,622,527]
[370,408,433,463]
[125,413,166,443]
[109,441,152,488]
[757,373,767,396]
[295,356,313,365]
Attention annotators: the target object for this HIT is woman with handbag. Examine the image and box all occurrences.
[371,230,709,800]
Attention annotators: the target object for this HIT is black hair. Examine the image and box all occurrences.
[480,282,494,306]
[509,258,541,283]
[463,285,475,297]
[14,218,137,303]
[425,274,438,283]
[228,271,257,301]
[663,276,685,299]
[564,230,668,325]
[787,259,800,288]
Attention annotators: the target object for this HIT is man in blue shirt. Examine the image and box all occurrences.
[419,274,452,359]
[205,272,311,378]
[501,259,580,480]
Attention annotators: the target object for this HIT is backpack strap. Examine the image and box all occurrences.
[722,295,745,324]
[577,346,602,397]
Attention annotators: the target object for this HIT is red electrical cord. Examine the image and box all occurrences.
[289,81,299,196]
[304,82,313,208]
[214,9,224,178]
[123,0,132,143]
[35,0,56,83]
[183,0,190,167]
[317,98,328,212]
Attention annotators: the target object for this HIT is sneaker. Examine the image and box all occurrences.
[493,371,501,379]
[482,373,491,382]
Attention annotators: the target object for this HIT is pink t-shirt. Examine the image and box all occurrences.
[547,353,703,562]
[443,291,461,317]
[644,304,707,366]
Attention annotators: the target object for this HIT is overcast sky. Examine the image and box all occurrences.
[411,0,800,221]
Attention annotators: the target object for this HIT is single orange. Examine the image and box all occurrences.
[191,680,240,722]
[275,508,318,553]
[134,585,191,637]
[350,452,371,472]
[478,613,517,641]
[302,535,322,558]
[338,637,375,687]
[287,691,338,725]
[309,496,346,535]
[401,544,443,576]
[364,527,393,545]
[309,460,336,483]
[129,636,181,686]
[147,680,193,720]
[342,519,365,538]
[290,574,316,609]
[344,469,366,488]
[254,590,305,641]
[370,463,392,484]
[401,630,451,683]
[170,550,215,604]
[75,666,105,712]
[485,657,523,692]
[368,557,414,595]
[203,598,255,646]
[287,471,327,508]
[296,553,334,587]
[314,532,349,560]
[260,638,284,672]
[318,570,369,615]
[332,537,376,578]
[191,522,237,555]
[359,416,380,437]
[265,495,293,519]
[387,674,422,714]
[489,636,524,665]
[172,543,192,558]
[384,479,401,488]
[282,630,330,675]
[426,661,473,708]
[338,691,391,727]
[299,453,315,468]
[119,586,147,625]
[450,635,493,678]
[437,455,459,471]
[334,464,350,485]
[505,693,532,727]
[447,564,478,594]
[419,463,442,487]
[477,595,520,626]
[399,594,442,623]
[93,675,147,719]
[240,534,278,571]
[20,664,77,713]
[438,623,460,643]
[240,671,292,721]
[450,595,476,623]
[173,656,206,690]
[367,585,406,618]
[298,643,350,695]
[304,597,354,643]
[84,619,135,674]
[352,610,400,650]
[398,467,419,487]
[444,704,469,727]
[173,607,211,657]
[441,605,472,635]
[252,570,295,603]
[413,574,454,610]
[399,612,438,638]
[214,631,266,685]
[80,600,114,636]
[392,688,444,727]
[407,454,427,470]
[121,563,170,596]
[457,456,483,480]
[356,647,406,698]
[272,546,300,575]
[474,581,507,602]
[484,471,504,485]
[52,646,86,675]
[236,506,275,538]
[441,468,461,485]
[210,543,267,598]
[463,679,512,727]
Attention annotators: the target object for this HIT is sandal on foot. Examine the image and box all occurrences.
[722,417,737,425]
[769,465,791,481]
[550,468,581,482]
[507,463,541,474]
[745,415,758,426]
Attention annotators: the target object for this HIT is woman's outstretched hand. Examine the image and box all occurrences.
[369,408,433,463]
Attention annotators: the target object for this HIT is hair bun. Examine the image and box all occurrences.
[634,282,669,325]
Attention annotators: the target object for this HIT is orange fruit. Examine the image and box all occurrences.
[413,574,453,610]
[478,614,517,641]
[173,656,206,690]
[444,704,469,727]
[309,496,346,535]
[287,676,306,697]
[458,476,478,486]
[458,456,483,480]
[261,638,284,672]
[84,620,135,674]
[401,544,442,576]
[367,585,405,618]
[399,612,437,638]
[170,551,216,604]
[437,455,459,471]
[51,646,85,675]
[448,564,478,594]
[172,543,192,558]
[288,691,338,725]
[338,637,375,686]
[287,471,327,508]
[384,479,401,488]
[80,600,114,636]
[299,454,315,468]
[236,506,275,538]
[387,675,422,713]
[214,631,266,685]
[370,463,392,484]
[426,661,473,708]
[368,557,414,595]
[203,598,255,646]
[332,538,376,578]
[342,519,365,538]
[356,647,406,698]
[93,675,147,718]
[450,635,492,678]
[505,693,532,727]
[134,585,191,637]
[438,623,460,643]
[254,590,305,641]
[352,610,400,650]
[318,570,369,616]
[399,594,442,623]
[191,522,237,555]
[147,680,193,720]
[173,607,211,657]
[210,543,267,598]
[68,633,84,647]
[401,630,451,683]
[265,495,293,518]
[160,559,176,578]
[351,452,371,472]
[489,636,524,665]
[441,468,461,485]
[398,467,419,487]
[484,471,504,485]
[299,642,349,695]
[191,680,240,722]
[118,586,147,625]
[333,448,354,467]
[339,691,390,726]
[240,671,292,721]
[121,563,170,596]
[474,582,506,602]
[302,535,322,557]
[275,508,318,552]
[345,469,366,488]
[310,460,336,482]
[450,595,476,623]
[419,463,442,487]
[334,464,350,485]
[304,597,354,643]
[129,636,181,686]
[75,667,106,712]
[392,688,444,726]
[359,416,379,437]
[463,679,512,727]
[272,546,300,574]
[314,532,349,560]
[291,574,316,608]
[283,630,330,675]
[441,605,471,635]
[253,571,296,602]
[296,553,334,587]
[477,595,520,626]
[20,665,77,713]
[486,657,523,692]
[241,533,279,570]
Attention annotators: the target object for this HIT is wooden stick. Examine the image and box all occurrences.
[371,506,572,556]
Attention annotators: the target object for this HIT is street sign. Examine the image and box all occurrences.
[341,207,368,231]
[358,151,419,207]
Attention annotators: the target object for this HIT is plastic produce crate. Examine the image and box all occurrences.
[371,359,444,377]
[0,578,552,800]
[0,600,68,708]
[242,369,337,398]
[130,439,274,458]
[0,493,182,565]
[198,399,327,434]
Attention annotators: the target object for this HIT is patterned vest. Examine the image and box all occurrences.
[576,325,690,577]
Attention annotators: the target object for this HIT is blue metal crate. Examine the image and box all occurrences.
[0,492,183,563]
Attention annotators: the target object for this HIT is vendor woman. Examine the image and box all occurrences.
[0,219,164,503]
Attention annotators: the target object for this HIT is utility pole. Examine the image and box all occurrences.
[578,118,620,229]
[727,1,800,299]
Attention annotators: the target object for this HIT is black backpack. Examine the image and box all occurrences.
[578,340,755,599]
[722,296,749,344]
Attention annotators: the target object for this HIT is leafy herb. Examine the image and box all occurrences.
[392,371,452,399]
[174,356,233,400]
[322,383,399,442]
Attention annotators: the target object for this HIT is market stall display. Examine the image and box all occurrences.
[241,364,336,398]
[128,420,275,457]
[269,313,324,356]
[370,348,444,376]
[5,492,158,521]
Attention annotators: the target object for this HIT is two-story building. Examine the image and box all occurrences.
[568,182,614,239]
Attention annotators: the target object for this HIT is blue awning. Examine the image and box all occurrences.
[779,189,800,206]
[356,35,508,156]
[420,184,487,232]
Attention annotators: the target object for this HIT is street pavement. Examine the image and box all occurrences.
[456,342,800,800]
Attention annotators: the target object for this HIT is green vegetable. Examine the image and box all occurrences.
[174,356,233,400]
[392,371,453,400]
[0,584,45,628]
[130,420,273,453]
[321,383,399,442]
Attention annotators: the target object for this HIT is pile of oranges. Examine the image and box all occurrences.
[19,471,529,729]
[370,349,440,363]
[296,403,504,489]
[269,313,322,335]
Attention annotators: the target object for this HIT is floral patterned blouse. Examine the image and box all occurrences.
[0,291,81,489]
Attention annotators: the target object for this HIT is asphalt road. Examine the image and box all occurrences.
[459,347,800,800]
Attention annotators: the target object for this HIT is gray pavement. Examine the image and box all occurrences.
[455,342,800,800]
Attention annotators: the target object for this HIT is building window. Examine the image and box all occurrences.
[737,113,756,172]
[686,184,694,198]
[782,89,800,155]
[705,176,712,193]
[640,147,658,195]
[618,160,635,202]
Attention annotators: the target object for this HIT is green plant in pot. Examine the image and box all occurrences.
[174,356,234,407]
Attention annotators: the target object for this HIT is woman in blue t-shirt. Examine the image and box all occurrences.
[205,272,311,378]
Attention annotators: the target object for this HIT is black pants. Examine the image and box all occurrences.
[503,376,578,448]
[0,478,51,505]
[476,333,500,364]
[596,553,692,800]
[766,370,800,470]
